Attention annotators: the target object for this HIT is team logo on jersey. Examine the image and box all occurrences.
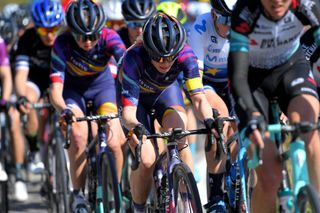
[250,39,258,46]
[194,19,207,35]
[211,36,217,43]
[206,68,220,76]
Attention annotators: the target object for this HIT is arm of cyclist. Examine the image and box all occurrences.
[0,40,12,103]
[122,106,148,147]
[14,61,32,114]
[49,82,75,130]
[0,65,12,101]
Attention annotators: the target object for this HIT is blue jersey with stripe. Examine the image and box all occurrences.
[50,27,126,84]
[119,43,204,107]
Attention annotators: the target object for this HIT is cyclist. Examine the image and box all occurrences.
[0,16,18,52]
[102,0,126,30]
[300,26,320,95]
[119,13,215,212]
[118,0,155,48]
[156,0,204,180]
[0,19,28,202]
[0,36,12,183]
[49,0,126,211]
[229,0,320,212]
[188,0,238,210]
[12,0,64,200]
[2,3,33,39]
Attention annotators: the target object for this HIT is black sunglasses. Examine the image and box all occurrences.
[150,54,178,63]
[72,32,101,42]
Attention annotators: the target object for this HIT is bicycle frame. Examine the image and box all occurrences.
[233,133,251,213]
[243,121,319,213]
[147,128,208,212]
[66,113,122,213]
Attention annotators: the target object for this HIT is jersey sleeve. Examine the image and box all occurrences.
[14,31,31,71]
[104,29,126,62]
[50,35,67,84]
[178,45,204,96]
[228,0,259,115]
[296,0,320,46]
[119,48,141,107]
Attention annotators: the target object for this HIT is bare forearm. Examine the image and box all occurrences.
[0,66,12,100]
[191,94,213,120]
[122,106,140,130]
[49,83,67,113]
[14,70,28,97]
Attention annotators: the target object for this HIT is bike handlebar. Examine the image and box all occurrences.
[64,114,119,149]
[244,121,320,169]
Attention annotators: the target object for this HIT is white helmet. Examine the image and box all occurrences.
[101,0,124,20]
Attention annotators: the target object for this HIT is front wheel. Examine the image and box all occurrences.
[55,137,71,213]
[297,184,320,213]
[173,163,203,213]
[102,151,122,212]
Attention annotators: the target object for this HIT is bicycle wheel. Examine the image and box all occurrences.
[297,184,320,213]
[101,151,122,212]
[55,137,71,213]
[42,138,56,213]
[121,146,133,212]
[0,180,8,212]
[172,163,203,213]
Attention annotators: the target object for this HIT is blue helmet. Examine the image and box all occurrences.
[31,0,64,28]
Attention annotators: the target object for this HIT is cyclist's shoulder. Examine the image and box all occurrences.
[101,27,122,39]
[18,28,38,43]
[125,42,145,57]
[177,44,196,60]
[55,31,72,44]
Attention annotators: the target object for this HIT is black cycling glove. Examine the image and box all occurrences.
[245,115,266,137]
[133,123,149,140]
[60,108,75,124]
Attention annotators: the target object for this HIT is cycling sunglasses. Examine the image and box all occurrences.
[72,32,101,42]
[150,54,178,63]
[126,21,145,28]
[216,14,231,26]
[36,25,61,36]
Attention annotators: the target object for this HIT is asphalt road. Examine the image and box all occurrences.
[8,172,47,213]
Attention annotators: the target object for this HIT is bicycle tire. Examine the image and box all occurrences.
[172,163,203,213]
[101,151,122,212]
[42,138,56,213]
[0,180,8,212]
[121,146,133,212]
[55,137,71,213]
[297,184,320,213]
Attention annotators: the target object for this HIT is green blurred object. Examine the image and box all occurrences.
[0,0,29,10]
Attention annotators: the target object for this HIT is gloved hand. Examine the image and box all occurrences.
[59,108,75,125]
[246,115,266,136]
[204,118,215,131]
[246,114,266,149]
[133,123,150,140]
[17,96,28,106]
[17,96,29,113]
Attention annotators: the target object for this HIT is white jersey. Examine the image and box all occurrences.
[188,12,229,83]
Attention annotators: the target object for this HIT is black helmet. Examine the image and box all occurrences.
[10,4,32,29]
[121,0,156,22]
[66,0,105,35]
[143,12,186,58]
[210,0,237,16]
[0,16,17,45]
